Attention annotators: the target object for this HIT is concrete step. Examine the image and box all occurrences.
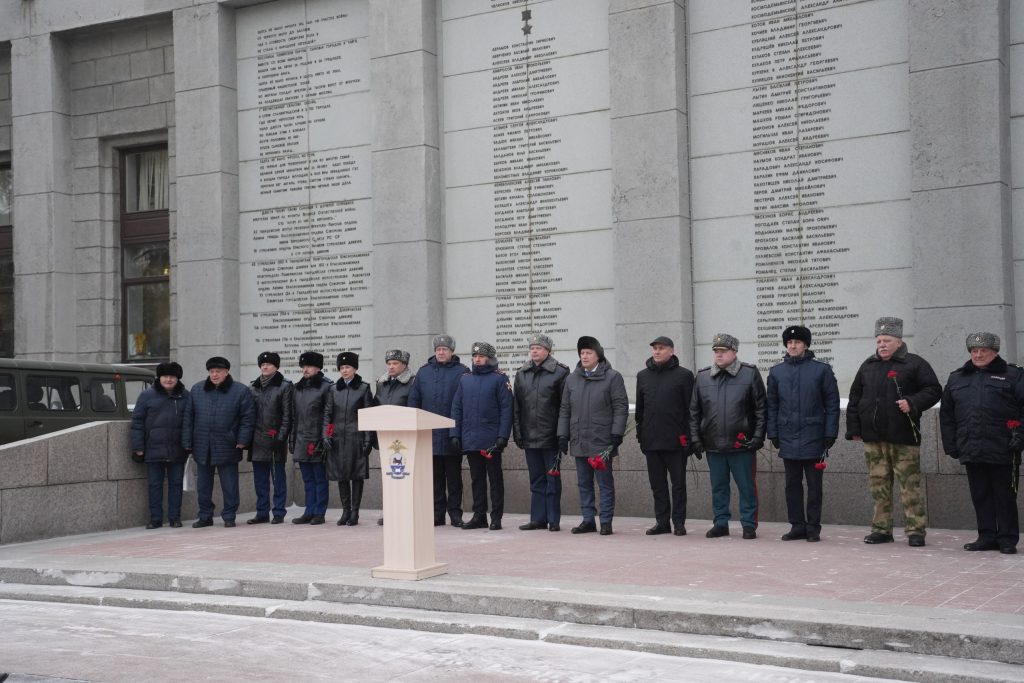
[0,583,1021,683]
[0,562,1020,668]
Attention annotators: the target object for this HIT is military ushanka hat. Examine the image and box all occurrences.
[711,333,739,351]
[966,332,1000,352]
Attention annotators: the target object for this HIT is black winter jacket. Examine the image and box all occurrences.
[846,344,941,445]
[325,375,375,480]
[940,356,1024,465]
[291,372,333,463]
[513,355,569,449]
[635,355,694,453]
[182,375,256,466]
[249,372,294,462]
[690,360,767,453]
[131,382,190,463]
[766,350,840,459]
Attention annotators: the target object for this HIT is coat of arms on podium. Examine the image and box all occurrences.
[386,439,409,479]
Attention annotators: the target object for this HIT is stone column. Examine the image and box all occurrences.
[609,0,691,386]
[10,33,75,360]
[369,0,444,365]
[172,2,239,379]
[910,1,1012,376]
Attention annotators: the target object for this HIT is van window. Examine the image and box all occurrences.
[125,378,150,409]
[0,374,15,411]
[89,379,117,412]
[26,376,81,412]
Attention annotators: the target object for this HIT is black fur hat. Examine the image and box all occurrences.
[155,361,183,379]
[782,326,812,347]
[299,351,324,369]
[577,336,605,361]
[257,351,281,368]
[337,352,359,370]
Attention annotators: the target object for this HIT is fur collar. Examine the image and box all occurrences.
[377,367,414,385]
[155,381,186,397]
[335,374,364,391]
[295,372,327,390]
[203,374,234,392]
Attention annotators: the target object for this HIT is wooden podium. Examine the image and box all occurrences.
[359,405,453,580]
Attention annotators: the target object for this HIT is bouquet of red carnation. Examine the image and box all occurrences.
[479,447,495,460]
[547,452,562,477]
[733,432,747,449]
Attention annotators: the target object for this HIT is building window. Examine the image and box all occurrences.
[0,164,12,359]
[120,146,170,362]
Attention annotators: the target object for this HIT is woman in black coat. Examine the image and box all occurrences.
[326,352,375,525]
[131,362,190,529]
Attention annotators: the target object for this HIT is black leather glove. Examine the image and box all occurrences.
[449,437,462,455]
[610,433,623,448]
[362,441,373,458]
[691,442,704,460]
[558,436,569,455]
[131,452,145,464]
[748,439,764,452]
[770,438,780,449]
[823,437,836,450]
[491,437,508,456]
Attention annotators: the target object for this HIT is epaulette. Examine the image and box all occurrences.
[557,362,570,370]
[740,361,758,369]
[697,365,712,373]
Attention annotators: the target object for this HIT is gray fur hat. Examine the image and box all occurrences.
[966,331,1000,352]
[471,341,497,359]
[711,333,739,351]
[527,333,553,351]
[385,349,410,365]
[875,316,903,338]
[432,334,455,352]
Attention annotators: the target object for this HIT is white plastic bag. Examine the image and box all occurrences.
[183,455,197,492]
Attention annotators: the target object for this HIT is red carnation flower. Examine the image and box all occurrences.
[307,443,315,456]
[1008,420,1022,430]
[887,370,898,379]
[588,455,607,471]
[479,449,493,460]
[679,434,688,447]
[737,432,746,440]
[266,429,278,438]
[326,424,335,437]
[734,441,741,449]
[547,467,561,477]
[814,461,827,471]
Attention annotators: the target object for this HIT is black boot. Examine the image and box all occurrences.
[347,480,363,526]
[337,481,352,526]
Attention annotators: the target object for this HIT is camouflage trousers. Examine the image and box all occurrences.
[864,441,927,536]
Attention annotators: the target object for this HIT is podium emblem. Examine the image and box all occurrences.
[386,439,409,479]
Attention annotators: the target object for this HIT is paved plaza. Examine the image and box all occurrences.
[0,509,1021,681]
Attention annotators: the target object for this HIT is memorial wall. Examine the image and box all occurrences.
[231,0,923,391]
[689,0,911,389]
[441,0,614,370]
[236,0,372,379]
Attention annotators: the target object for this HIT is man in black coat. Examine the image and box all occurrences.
[690,333,766,539]
[374,349,415,526]
[513,333,569,532]
[635,336,694,537]
[247,351,293,525]
[940,332,1023,554]
[846,316,941,547]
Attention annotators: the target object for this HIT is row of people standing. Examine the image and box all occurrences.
[131,317,1020,554]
